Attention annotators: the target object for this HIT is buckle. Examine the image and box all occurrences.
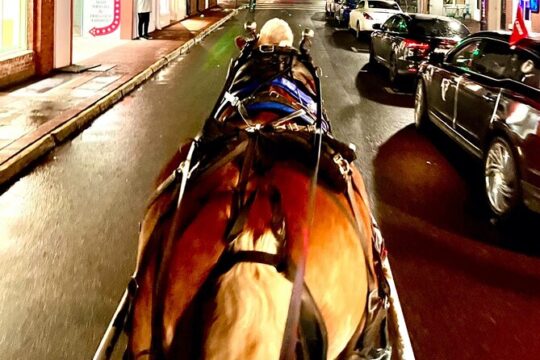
[259,44,275,53]
[333,153,351,176]
[224,91,239,106]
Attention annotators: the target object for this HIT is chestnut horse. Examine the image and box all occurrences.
[124,18,389,360]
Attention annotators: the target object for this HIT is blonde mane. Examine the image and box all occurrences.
[257,18,294,47]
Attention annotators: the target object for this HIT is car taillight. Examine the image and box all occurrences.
[403,39,430,57]
[439,39,457,49]
[363,12,373,20]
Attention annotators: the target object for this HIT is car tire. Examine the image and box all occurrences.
[484,136,522,219]
[414,81,429,130]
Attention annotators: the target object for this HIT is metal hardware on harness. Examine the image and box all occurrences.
[333,153,351,176]
[178,159,200,180]
[244,21,257,34]
[259,44,275,53]
[245,124,263,133]
[224,91,240,107]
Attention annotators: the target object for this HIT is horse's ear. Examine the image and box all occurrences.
[235,36,247,49]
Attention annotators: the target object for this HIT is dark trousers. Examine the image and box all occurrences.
[138,12,150,38]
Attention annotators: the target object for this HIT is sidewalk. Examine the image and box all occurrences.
[0,5,241,188]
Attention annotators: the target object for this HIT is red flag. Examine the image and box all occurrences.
[509,6,529,45]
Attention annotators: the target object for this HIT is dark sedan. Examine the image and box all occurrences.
[370,14,470,84]
[415,31,540,218]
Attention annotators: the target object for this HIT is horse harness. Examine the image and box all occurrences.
[127,37,391,360]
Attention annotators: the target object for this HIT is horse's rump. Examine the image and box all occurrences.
[128,134,375,358]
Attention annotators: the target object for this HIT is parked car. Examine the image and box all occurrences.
[334,0,361,27]
[415,31,540,218]
[370,14,470,84]
[348,0,402,37]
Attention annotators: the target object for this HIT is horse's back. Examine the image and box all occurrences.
[128,147,371,359]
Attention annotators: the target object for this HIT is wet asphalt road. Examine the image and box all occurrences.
[1,4,540,360]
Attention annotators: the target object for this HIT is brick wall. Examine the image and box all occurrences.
[0,52,35,88]
[33,0,54,75]
[0,0,54,88]
[0,0,35,88]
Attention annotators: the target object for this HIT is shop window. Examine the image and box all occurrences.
[0,0,27,56]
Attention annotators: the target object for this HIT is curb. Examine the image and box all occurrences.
[0,8,241,188]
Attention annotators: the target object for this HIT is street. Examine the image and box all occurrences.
[1,3,540,359]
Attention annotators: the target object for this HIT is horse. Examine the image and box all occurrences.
[122,18,391,360]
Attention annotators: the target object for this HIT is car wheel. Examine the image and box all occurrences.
[484,137,521,218]
[389,52,400,86]
[414,81,429,130]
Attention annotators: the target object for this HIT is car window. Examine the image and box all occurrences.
[386,16,403,32]
[409,18,470,38]
[394,17,408,33]
[382,16,396,30]
[448,40,481,70]
[368,0,400,10]
[505,49,540,89]
[471,40,512,79]
[357,1,365,7]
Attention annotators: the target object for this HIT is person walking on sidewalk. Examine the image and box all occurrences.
[137,0,152,39]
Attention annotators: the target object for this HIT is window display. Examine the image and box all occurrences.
[0,0,27,55]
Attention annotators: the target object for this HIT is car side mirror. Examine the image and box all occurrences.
[372,23,381,30]
[429,51,445,65]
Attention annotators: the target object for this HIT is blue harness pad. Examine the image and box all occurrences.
[232,76,318,117]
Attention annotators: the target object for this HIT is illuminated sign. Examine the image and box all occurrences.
[83,0,122,38]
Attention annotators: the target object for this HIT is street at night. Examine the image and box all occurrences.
[1,1,540,359]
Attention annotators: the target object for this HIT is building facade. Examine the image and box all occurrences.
[0,0,216,88]
[415,0,539,31]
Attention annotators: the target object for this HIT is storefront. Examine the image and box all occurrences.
[0,0,217,87]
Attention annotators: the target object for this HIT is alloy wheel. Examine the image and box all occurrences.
[484,138,519,216]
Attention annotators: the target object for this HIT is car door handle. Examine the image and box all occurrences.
[482,93,497,102]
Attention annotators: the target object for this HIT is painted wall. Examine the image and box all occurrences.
[53,0,71,68]
[487,0,502,29]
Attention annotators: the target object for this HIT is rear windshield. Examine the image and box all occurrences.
[368,0,400,10]
[409,18,470,38]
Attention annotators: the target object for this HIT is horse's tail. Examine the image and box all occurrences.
[203,229,292,360]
